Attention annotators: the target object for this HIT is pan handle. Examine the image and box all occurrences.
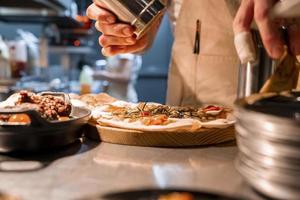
[0,109,48,127]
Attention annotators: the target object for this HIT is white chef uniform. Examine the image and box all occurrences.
[166,0,240,107]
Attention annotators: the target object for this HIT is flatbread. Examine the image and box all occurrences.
[69,93,236,132]
[98,117,202,132]
[91,100,234,132]
[78,93,117,108]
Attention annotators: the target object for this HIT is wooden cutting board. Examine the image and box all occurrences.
[85,122,235,147]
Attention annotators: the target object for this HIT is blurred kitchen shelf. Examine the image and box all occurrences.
[0,79,18,86]
[0,0,67,10]
[0,15,84,29]
[0,0,84,28]
[49,46,93,54]
[59,28,94,35]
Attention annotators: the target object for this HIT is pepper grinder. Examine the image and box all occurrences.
[96,0,166,39]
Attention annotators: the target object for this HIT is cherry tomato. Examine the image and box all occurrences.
[8,114,31,124]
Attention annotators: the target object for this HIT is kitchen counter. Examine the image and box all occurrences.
[0,139,266,200]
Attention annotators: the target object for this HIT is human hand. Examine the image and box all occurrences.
[86,1,159,56]
[233,0,300,59]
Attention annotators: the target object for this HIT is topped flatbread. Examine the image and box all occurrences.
[86,96,235,132]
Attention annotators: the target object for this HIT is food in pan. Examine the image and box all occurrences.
[260,46,300,93]
[75,93,234,132]
[158,192,195,200]
[0,90,72,123]
[17,90,71,120]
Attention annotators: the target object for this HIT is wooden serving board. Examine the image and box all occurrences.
[85,122,235,147]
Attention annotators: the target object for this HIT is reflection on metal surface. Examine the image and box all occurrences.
[262,122,275,133]
[91,143,239,198]
[0,161,43,171]
[152,164,194,188]
[93,155,151,169]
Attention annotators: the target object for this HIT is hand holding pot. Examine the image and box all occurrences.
[87,1,160,56]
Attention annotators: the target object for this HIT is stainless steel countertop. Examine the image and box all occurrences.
[0,139,266,200]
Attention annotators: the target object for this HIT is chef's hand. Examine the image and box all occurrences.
[233,0,300,59]
[87,1,159,56]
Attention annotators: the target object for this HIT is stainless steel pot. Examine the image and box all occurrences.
[235,92,300,200]
[236,157,300,200]
[234,1,300,199]
[236,30,275,99]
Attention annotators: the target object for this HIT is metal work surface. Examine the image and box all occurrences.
[0,139,266,200]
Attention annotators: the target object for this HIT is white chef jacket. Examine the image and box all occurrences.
[166,0,240,107]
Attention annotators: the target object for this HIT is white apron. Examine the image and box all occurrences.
[166,0,240,107]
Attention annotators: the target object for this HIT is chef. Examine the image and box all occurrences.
[87,0,300,107]
[93,54,142,102]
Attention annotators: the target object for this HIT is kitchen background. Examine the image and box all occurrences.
[0,0,173,103]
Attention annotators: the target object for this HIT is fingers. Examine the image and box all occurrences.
[95,21,135,37]
[88,2,137,52]
[86,3,116,24]
[254,0,284,59]
[99,35,136,47]
[87,1,156,57]
[102,36,149,56]
[233,0,255,34]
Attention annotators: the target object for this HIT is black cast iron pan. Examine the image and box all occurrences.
[0,92,91,153]
[98,189,244,200]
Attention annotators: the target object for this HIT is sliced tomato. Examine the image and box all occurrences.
[203,105,222,112]
[150,115,168,125]
[142,115,169,126]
